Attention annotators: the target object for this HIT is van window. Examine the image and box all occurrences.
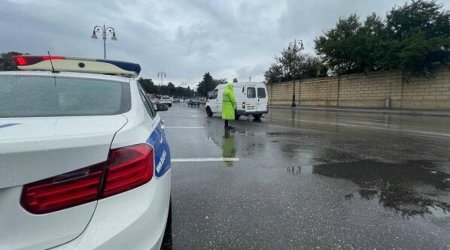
[247,87,256,98]
[257,88,266,98]
[209,89,218,99]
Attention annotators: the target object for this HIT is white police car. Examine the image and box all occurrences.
[0,56,171,250]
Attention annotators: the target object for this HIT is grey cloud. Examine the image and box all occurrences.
[2,0,448,88]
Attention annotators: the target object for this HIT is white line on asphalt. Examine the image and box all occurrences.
[172,157,240,162]
[163,116,199,118]
[290,118,450,138]
[165,126,205,129]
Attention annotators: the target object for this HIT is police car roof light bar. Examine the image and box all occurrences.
[12,55,141,77]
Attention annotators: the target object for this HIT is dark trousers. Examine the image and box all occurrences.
[224,120,229,127]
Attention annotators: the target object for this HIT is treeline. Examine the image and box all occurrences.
[265,0,450,83]
[138,78,195,97]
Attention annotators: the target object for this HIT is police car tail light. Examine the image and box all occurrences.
[102,144,154,198]
[21,144,154,214]
[21,164,104,214]
[13,55,64,66]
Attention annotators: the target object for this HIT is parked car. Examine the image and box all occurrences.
[0,55,171,250]
[188,98,201,107]
[198,97,207,105]
[205,82,268,119]
[159,95,173,107]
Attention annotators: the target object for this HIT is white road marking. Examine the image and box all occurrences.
[172,157,240,162]
[291,118,450,138]
[163,116,199,118]
[165,126,205,129]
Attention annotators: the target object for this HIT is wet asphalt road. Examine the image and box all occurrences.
[160,104,450,249]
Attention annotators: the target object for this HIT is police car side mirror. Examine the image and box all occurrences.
[156,103,169,112]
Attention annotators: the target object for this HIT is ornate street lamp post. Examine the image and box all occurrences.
[157,71,167,95]
[288,39,304,108]
[91,24,117,59]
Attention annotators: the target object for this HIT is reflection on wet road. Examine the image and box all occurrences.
[313,160,450,218]
[161,105,450,249]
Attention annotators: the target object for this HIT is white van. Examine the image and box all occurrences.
[205,82,268,119]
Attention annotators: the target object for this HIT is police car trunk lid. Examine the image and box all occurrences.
[0,115,127,250]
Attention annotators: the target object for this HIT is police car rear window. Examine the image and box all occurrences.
[0,75,131,117]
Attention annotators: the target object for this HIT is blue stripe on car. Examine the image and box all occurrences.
[147,122,171,177]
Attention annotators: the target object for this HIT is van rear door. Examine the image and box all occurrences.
[256,85,268,112]
[245,85,258,112]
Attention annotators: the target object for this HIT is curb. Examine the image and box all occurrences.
[269,106,450,117]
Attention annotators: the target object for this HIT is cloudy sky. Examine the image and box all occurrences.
[1,0,449,88]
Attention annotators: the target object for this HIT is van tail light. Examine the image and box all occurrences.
[242,102,246,109]
[21,144,154,214]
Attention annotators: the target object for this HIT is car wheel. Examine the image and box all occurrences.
[253,114,262,120]
[206,107,213,117]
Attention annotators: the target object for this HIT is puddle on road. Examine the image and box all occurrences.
[312,160,450,218]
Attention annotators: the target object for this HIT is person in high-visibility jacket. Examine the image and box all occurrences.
[222,83,237,129]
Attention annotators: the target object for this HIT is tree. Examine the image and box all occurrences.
[197,72,219,96]
[0,51,23,71]
[264,63,283,83]
[384,0,450,75]
[137,78,158,94]
[264,52,328,83]
[167,82,176,96]
[314,0,450,76]
[386,0,449,40]
[315,14,366,74]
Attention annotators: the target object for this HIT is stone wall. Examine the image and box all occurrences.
[267,69,450,110]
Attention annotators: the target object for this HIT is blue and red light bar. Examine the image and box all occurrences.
[13,55,141,77]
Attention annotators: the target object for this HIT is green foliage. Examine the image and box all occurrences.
[0,52,23,71]
[264,51,328,83]
[314,0,450,76]
[315,14,386,74]
[197,72,221,96]
[138,77,158,93]
[384,0,450,75]
[138,77,194,97]
[264,63,283,83]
